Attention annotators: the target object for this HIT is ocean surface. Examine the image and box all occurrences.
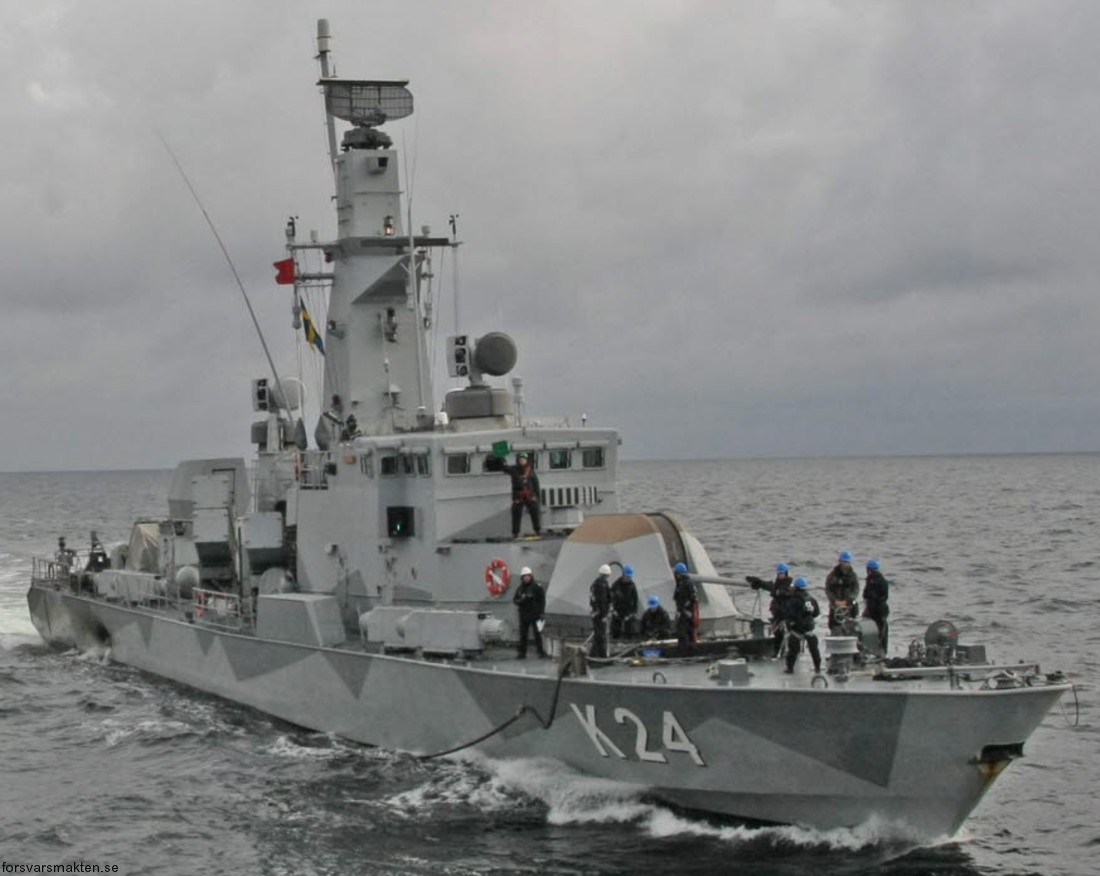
[0,456,1095,876]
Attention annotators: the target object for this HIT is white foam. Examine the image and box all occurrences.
[482,756,652,824]
[450,754,944,852]
[382,760,526,817]
[98,717,196,748]
[263,732,358,760]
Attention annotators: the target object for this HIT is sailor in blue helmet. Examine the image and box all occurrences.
[747,562,795,656]
[610,564,640,640]
[639,595,672,640]
[589,563,613,658]
[781,577,822,674]
[672,562,698,651]
[825,550,860,633]
[862,558,890,652]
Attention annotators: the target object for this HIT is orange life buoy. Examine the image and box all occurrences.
[195,590,206,619]
[485,557,511,597]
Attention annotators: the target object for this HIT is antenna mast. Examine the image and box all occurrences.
[316,19,340,181]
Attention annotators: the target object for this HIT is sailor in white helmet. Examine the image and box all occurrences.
[512,566,547,659]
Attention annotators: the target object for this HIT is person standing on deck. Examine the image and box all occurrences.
[501,453,541,538]
[610,565,640,640]
[672,562,698,652]
[862,558,890,652]
[748,562,795,656]
[782,577,822,673]
[55,537,76,573]
[825,550,860,632]
[513,566,547,659]
[589,564,612,658]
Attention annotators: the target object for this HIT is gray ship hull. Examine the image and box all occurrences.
[27,583,1066,837]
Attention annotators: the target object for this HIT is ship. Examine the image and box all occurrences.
[27,19,1070,838]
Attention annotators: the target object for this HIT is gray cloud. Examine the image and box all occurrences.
[2,1,1098,471]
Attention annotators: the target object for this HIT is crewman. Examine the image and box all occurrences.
[589,564,612,657]
[862,558,890,652]
[512,566,547,659]
[610,565,640,640]
[55,536,76,573]
[672,562,698,651]
[825,550,860,633]
[748,561,795,656]
[782,577,822,674]
[639,595,672,639]
[501,453,541,538]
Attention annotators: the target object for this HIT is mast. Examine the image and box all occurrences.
[316,19,340,182]
[312,21,446,439]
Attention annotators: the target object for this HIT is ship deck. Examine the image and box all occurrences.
[433,639,1053,695]
[28,568,1059,697]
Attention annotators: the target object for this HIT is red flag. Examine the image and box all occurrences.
[274,257,296,285]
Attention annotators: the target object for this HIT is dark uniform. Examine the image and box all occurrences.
[782,585,822,673]
[501,455,541,538]
[768,576,794,631]
[512,572,547,658]
[862,568,890,651]
[750,570,794,656]
[589,570,612,658]
[639,603,672,639]
[673,568,697,651]
[610,573,640,639]
[825,559,860,632]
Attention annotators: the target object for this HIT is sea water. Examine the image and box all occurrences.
[1,456,1095,876]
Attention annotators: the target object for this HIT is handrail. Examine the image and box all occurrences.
[875,662,1041,680]
[192,587,248,630]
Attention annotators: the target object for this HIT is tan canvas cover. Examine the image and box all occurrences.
[566,514,659,544]
[127,523,160,573]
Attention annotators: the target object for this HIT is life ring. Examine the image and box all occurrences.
[195,590,206,619]
[485,558,511,597]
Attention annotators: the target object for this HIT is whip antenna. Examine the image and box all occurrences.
[158,133,291,412]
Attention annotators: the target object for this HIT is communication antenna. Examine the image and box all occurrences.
[159,134,291,420]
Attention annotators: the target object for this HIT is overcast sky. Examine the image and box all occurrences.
[3,1,1099,471]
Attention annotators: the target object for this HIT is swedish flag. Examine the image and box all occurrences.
[300,297,325,354]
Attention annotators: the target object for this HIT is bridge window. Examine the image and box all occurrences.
[446,453,471,475]
[581,446,605,469]
[380,454,399,476]
[548,449,572,470]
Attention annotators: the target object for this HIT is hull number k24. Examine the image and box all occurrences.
[570,704,706,766]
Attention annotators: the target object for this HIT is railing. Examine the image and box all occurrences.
[192,587,249,631]
[31,555,77,587]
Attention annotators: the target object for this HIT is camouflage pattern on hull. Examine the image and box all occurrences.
[27,585,1064,837]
